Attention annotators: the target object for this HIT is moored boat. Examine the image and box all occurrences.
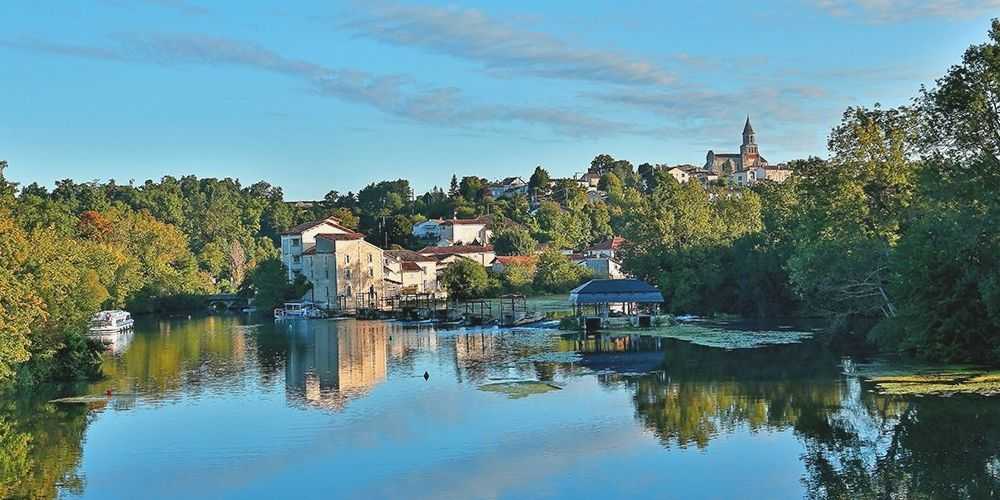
[274,302,327,320]
[88,310,134,334]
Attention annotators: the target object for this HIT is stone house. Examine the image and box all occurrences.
[301,232,385,311]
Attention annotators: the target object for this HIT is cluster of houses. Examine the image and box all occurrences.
[280,214,627,312]
[278,118,787,312]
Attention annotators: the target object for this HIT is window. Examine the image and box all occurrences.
[369,268,374,277]
[292,256,300,264]
[368,254,373,263]
[291,238,301,247]
[346,255,351,264]
[345,269,351,279]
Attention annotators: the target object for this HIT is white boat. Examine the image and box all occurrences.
[88,310,134,334]
[273,302,327,320]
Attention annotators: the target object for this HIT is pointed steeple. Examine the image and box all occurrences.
[742,115,756,146]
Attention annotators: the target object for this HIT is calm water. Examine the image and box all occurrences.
[3,316,999,499]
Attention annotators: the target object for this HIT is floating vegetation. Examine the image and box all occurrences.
[523,351,582,364]
[478,381,563,399]
[603,323,814,349]
[49,396,110,405]
[850,362,1000,396]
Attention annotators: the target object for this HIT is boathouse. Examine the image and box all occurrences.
[569,279,664,329]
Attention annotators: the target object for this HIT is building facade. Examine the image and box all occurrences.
[301,232,386,311]
[280,216,355,280]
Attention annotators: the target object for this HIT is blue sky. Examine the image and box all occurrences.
[1,0,996,199]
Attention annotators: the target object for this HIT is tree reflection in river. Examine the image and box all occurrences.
[598,337,1000,499]
[0,391,90,498]
[3,318,1000,499]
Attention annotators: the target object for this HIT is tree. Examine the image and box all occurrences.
[502,261,536,294]
[492,227,537,256]
[0,213,43,383]
[246,259,310,312]
[528,166,551,194]
[227,240,248,290]
[533,249,591,293]
[440,258,489,300]
[787,107,917,321]
[598,172,623,195]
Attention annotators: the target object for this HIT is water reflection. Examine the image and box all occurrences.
[2,317,999,499]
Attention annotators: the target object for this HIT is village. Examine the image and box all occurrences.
[277,118,792,322]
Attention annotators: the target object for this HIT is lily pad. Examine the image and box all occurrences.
[479,381,562,399]
[866,371,1000,396]
[604,323,813,349]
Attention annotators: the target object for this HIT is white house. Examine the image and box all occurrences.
[665,167,691,184]
[418,245,496,267]
[438,216,493,246]
[280,216,355,280]
[384,249,438,294]
[487,177,529,199]
[411,219,444,242]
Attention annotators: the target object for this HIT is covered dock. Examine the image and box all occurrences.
[569,279,665,329]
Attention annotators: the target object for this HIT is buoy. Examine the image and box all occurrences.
[105,389,113,397]
[423,371,429,380]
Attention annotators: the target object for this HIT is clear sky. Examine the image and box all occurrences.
[1,1,996,199]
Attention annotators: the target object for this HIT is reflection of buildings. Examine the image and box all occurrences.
[286,322,389,411]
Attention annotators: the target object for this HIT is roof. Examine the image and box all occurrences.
[492,255,538,266]
[418,245,493,255]
[385,249,437,262]
[316,232,365,242]
[743,116,755,135]
[440,216,492,226]
[586,237,626,252]
[569,279,664,305]
[302,246,317,255]
[401,261,423,272]
[711,153,741,158]
[281,216,353,235]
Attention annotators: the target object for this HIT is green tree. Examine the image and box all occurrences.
[533,249,591,293]
[528,166,551,194]
[492,227,537,256]
[440,258,489,300]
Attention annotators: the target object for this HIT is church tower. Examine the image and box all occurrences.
[740,116,759,168]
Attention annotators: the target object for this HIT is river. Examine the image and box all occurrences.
[2,315,998,499]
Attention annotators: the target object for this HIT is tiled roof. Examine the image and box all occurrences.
[385,249,437,262]
[401,261,423,272]
[586,237,626,252]
[492,255,537,266]
[419,245,493,255]
[281,217,353,235]
[316,232,365,242]
[440,216,492,226]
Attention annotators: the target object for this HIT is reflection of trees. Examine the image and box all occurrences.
[616,339,1000,498]
[0,393,90,499]
[95,316,247,399]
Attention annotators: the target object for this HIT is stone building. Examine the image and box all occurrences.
[704,117,768,174]
[301,232,385,311]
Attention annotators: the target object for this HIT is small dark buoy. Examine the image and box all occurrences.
[423,371,429,380]
[105,389,113,397]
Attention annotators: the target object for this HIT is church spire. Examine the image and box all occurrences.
[742,115,756,145]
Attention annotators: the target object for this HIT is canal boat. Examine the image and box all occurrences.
[88,310,134,334]
[274,302,327,320]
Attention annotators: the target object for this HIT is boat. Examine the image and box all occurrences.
[88,310,134,334]
[274,302,328,320]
